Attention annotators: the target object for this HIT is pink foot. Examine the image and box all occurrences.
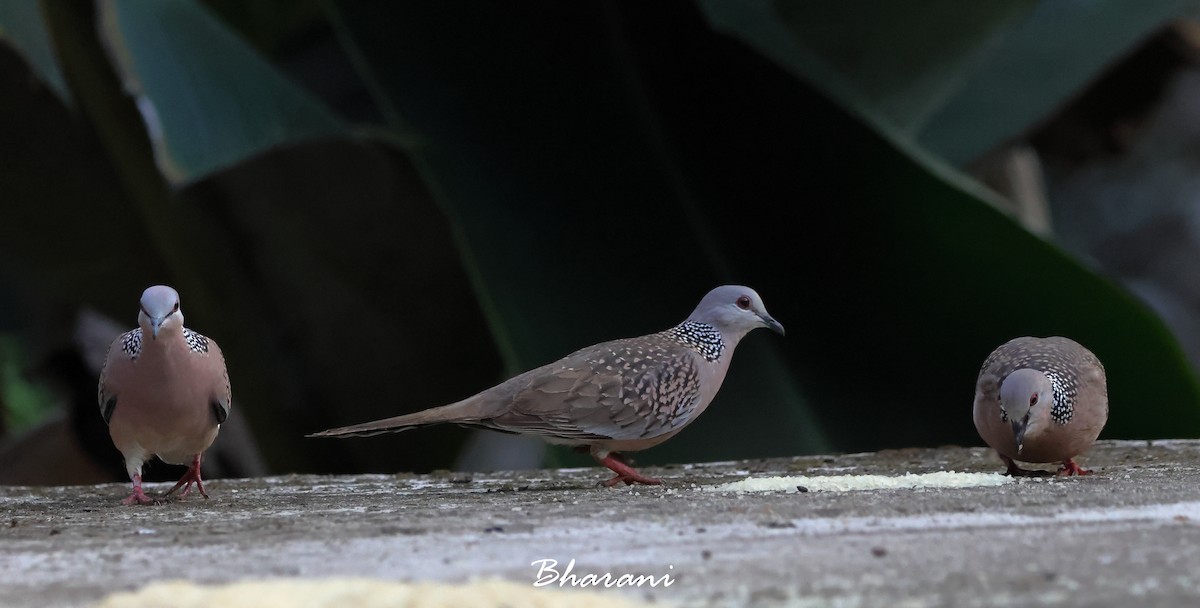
[1000,454,1052,478]
[597,453,662,487]
[164,454,209,499]
[1057,459,1093,476]
[121,474,154,506]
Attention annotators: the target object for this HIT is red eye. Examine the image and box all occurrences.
[173,302,180,311]
[736,296,751,310]
[1030,393,1039,406]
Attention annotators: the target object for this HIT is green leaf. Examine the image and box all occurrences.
[0,334,58,434]
[0,0,70,102]
[918,0,1200,164]
[700,0,1200,166]
[0,15,161,312]
[698,0,1036,143]
[201,0,326,56]
[96,0,347,185]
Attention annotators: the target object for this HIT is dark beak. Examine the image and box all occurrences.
[150,317,164,340]
[762,315,785,336]
[1011,416,1029,455]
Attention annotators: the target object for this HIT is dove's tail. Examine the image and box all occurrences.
[306,396,489,438]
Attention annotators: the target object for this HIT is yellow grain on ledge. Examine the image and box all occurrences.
[93,578,662,608]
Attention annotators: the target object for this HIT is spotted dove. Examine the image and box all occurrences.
[98,285,232,504]
[973,336,1108,477]
[310,285,784,486]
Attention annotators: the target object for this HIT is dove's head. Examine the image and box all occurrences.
[138,285,183,340]
[999,368,1054,455]
[687,285,784,342]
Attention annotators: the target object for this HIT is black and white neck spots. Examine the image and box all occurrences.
[183,328,210,353]
[1043,370,1075,425]
[667,321,725,362]
[119,328,209,360]
[120,330,142,359]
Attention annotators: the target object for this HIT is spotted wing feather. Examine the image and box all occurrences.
[202,334,233,425]
[97,329,139,425]
[487,335,703,441]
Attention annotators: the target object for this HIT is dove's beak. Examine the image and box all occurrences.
[761,315,785,336]
[1012,417,1029,455]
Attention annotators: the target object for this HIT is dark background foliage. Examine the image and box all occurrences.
[3,0,1200,484]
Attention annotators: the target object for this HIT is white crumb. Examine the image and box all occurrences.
[705,471,1011,494]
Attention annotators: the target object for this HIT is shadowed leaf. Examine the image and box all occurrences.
[97,0,347,185]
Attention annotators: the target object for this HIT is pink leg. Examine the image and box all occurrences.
[164,454,208,499]
[121,474,154,506]
[596,453,662,487]
[1057,458,1093,476]
[999,454,1053,478]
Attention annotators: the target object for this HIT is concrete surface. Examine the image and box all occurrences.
[3,439,1200,607]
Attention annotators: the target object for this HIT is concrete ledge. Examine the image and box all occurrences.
[3,440,1200,607]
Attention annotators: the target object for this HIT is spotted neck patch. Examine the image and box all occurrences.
[667,321,725,362]
[120,329,142,359]
[1043,370,1074,424]
[184,328,210,353]
[119,327,209,359]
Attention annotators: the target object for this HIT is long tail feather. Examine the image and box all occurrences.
[307,398,482,438]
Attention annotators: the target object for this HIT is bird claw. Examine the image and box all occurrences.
[1005,466,1054,478]
[600,473,663,487]
[163,480,202,499]
[163,475,208,499]
[1057,459,1093,476]
[121,488,154,506]
[163,455,209,499]
[1000,454,1053,477]
[596,453,662,487]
